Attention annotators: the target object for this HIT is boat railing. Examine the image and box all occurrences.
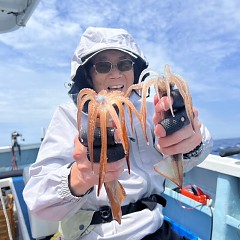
[163,153,240,240]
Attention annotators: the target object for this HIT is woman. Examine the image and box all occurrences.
[23,27,212,240]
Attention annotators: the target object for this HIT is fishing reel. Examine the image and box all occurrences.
[80,127,125,163]
[11,131,24,141]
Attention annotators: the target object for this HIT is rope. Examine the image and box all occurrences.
[0,188,13,240]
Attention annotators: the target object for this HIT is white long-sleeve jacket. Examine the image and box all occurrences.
[23,92,213,240]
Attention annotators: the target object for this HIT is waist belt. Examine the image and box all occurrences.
[90,194,166,225]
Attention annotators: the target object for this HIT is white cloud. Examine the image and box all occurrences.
[0,0,240,146]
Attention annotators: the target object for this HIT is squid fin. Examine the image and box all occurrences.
[104,180,126,224]
[153,154,183,188]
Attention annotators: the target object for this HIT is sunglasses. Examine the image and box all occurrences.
[93,59,134,74]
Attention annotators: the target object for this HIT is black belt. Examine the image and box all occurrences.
[90,194,166,225]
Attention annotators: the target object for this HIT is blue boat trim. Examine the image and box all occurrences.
[12,176,52,240]
[12,176,34,239]
[164,216,198,240]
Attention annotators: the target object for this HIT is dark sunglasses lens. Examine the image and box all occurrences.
[118,60,133,71]
[95,62,112,73]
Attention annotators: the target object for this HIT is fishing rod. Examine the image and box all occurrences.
[219,147,240,157]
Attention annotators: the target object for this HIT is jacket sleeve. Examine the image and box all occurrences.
[23,103,91,221]
[183,123,213,172]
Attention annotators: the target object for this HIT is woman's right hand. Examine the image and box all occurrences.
[69,135,125,196]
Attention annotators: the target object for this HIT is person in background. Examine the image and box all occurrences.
[23,27,213,240]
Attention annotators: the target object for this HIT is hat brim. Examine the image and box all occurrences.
[81,47,138,65]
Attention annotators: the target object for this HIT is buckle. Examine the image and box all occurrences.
[99,206,112,221]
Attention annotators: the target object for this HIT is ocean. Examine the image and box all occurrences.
[211,137,240,160]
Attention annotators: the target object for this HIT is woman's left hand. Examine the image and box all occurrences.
[153,94,202,155]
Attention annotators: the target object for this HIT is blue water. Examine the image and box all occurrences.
[211,137,240,160]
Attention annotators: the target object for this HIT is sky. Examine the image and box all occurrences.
[0,0,240,146]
